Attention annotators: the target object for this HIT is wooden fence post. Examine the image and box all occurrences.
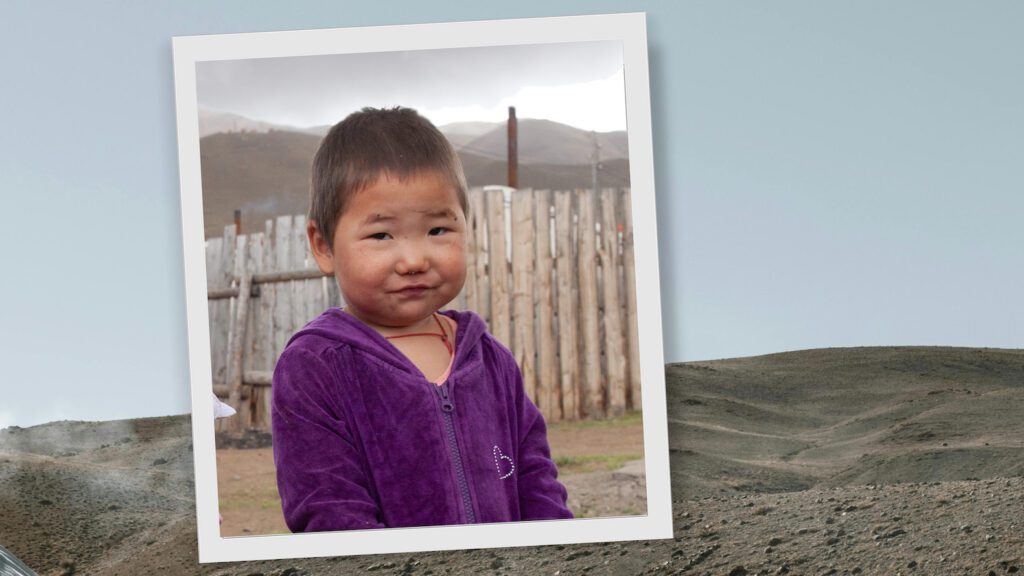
[260,219,276,423]
[273,215,293,359]
[555,191,579,420]
[213,226,236,433]
[511,189,537,404]
[601,189,627,417]
[534,190,558,421]
[470,188,488,323]
[211,225,236,390]
[246,232,268,428]
[226,234,251,433]
[461,189,478,313]
[578,188,603,418]
[206,236,222,412]
[621,189,641,411]
[292,215,312,331]
[486,189,511,348]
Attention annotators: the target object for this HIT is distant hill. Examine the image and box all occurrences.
[197,108,298,138]
[668,346,1024,499]
[199,126,630,239]
[200,130,321,238]
[439,120,501,139]
[199,111,628,159]
[457,118,628,165]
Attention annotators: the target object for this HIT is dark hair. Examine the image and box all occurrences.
[310,106,468,247]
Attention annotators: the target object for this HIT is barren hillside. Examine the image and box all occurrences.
[1,347,1021,575]
[669,347,1024,499]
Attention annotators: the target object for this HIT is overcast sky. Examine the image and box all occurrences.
[196,41,626,132]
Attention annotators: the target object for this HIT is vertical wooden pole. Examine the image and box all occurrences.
[206,237,222,395]
[290,215,308,334]
[578,188,603,418]
[460,190,478,313]
[470,188,489,324]
[555,191,579,419]
[511,189,537,403]
[206,236,222,432]
[487,188,511,347]
[226,234,251,433]
[507,107,518,189]
[273,215,293,360]
[621,189,642,411]
[297,214,321,325]
[214,225,237,391]
[247,232,266,429]
[462,195,476,313]
[601,189,627,417]
[535,190,558,421]
[261,219,276,425]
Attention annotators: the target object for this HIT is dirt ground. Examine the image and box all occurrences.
[216,413,647,536]
[3,348,1022,575]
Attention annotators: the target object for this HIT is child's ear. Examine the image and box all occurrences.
[307,220,336,275]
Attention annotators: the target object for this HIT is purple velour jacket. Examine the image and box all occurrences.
[271,308,573,532]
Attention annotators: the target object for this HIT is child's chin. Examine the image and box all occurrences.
[378,308,438,327]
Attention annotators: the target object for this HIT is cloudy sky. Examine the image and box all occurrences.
[196,41,626,132]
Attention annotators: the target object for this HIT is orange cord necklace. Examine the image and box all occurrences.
[383,313,453,357]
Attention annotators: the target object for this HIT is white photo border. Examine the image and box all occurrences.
[173,12,671,563]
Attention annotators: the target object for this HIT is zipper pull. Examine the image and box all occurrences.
[438,382,455,413]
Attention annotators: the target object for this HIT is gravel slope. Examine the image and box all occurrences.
[1,347,1021,575]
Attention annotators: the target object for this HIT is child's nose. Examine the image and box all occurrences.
[394,242,429,275]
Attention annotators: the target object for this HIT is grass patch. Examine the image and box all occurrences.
[553,452,643,475]
[219,495,282,511]
[548,411,643,433]
[218,485,282,511]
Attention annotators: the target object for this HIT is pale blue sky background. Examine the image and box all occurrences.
[1,1,1021,428]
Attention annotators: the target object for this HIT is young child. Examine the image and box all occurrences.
[271,107,573,532]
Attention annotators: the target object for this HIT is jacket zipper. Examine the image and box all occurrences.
[435,381,476,523]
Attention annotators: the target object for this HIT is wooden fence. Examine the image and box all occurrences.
[207,187,641,432]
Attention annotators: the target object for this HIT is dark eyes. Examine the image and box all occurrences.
[366,228,448,240]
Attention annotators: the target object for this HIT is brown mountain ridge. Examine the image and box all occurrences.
[198,121,630,239]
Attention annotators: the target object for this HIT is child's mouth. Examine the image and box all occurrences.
[395,284,431,297]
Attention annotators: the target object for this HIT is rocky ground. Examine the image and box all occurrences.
[1,346,1021,575]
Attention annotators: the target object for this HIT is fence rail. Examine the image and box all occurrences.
[207,187,640,432]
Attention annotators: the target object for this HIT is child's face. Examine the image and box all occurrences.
[310,170,467,331]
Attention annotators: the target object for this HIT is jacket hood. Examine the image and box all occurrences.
[287,308,489,378]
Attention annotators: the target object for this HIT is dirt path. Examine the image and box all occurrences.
[217,413,646,536]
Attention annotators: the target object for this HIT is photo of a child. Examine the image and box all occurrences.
[175,14,670,561]
[272,107,573,531]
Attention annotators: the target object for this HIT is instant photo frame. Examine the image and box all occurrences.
[173,12,670,563]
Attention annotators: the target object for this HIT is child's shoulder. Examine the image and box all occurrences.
[279,308,396,367]
[283,308,355,351]
[273,309,383,388]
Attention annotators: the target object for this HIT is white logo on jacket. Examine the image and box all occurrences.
[492,445,515,479]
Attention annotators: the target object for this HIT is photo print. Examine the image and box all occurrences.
[173,12,670,563]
